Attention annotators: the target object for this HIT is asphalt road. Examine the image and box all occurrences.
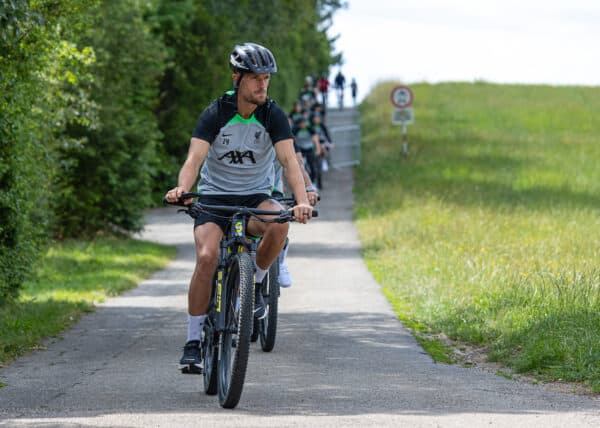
[2,112,600,427]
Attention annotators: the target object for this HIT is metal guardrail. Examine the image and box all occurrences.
[328,124,361,168]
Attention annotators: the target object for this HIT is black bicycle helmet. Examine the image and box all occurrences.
[229,42,278,74]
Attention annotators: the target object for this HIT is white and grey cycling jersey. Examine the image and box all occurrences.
[192,91,293,195]
[293,127,316,152]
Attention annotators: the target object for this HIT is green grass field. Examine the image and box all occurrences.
[0,238,175,367]
[355,81,600,390]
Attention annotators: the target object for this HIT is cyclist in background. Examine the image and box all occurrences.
[311,102,325,122]
[164,42,314,368]
[292,116,321,189]
[299,80,317,107]
[272,149,319,288]
[310,114,333,189]
[288,101,305,127]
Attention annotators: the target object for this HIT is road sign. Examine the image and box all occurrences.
[392,107,414,125]
[390,85,414,108]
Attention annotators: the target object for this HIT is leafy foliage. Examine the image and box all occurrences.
[52,0,165,237]
[0,0,96,302]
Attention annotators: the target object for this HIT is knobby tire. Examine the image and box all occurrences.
[218,252,254,409]
[202,322,218,395]
[259,263,279,352]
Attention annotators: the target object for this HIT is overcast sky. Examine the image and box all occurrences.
[328,0,600,100]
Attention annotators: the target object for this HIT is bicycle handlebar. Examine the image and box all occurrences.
[163,192,318,219]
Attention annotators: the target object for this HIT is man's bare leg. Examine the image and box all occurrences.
[180,222,222,366]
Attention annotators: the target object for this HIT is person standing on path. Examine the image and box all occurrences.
[334,69,346,109]
[350,78,358,105]
[317,72,330,110]
[164,42,314,367]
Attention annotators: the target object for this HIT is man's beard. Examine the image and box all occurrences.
[243,91,267,106]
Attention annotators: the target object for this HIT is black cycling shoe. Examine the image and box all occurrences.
[254,282,268,320]
[179,340,201,365]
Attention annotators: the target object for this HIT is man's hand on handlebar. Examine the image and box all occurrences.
[165,186,191,204]
[293,202,313,224]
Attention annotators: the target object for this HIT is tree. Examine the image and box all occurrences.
[52,0,166,237]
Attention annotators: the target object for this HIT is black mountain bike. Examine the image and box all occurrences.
[166,192,316,409]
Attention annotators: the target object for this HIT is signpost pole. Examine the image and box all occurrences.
[402,123,408,157]
[390,85,414,159]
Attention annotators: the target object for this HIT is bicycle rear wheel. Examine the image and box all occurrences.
[218,252,254,409]
[202,323,217,395]
[259,263,279,352]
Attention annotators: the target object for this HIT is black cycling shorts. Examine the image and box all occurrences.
[193,193,273,234]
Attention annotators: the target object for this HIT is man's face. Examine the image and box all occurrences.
[236,72,270,105]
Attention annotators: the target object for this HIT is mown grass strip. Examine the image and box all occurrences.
[355,81,600,391]
[0,238,175,366]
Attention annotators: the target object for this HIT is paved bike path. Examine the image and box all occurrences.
[2,159,600,427]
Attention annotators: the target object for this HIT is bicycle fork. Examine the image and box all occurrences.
[216,240,228,362]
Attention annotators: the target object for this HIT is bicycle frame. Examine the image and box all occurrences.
[211,212,256,345]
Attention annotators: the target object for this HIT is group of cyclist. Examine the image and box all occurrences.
[288,77,334,192]
[164,42,321,369]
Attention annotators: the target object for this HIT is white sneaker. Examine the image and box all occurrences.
[278,263,292,288]
[322,159,329,172]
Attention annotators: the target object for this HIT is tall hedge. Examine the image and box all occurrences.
[52,0,166,237]
[0,0,97,302]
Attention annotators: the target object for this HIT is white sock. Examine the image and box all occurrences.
[255,262,268,283]
[279,240,289,265]
[187,314,206,342]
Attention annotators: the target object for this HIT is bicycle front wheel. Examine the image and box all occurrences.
[218,252,254,409]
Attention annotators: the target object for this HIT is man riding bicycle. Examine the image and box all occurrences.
[164,42,314,367]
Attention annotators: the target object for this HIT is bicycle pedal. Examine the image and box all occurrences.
[181,364,203,375]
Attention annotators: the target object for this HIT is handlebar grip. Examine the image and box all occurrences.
[312,210,318,218]
[163,197,186,206]
[163,192,200,206]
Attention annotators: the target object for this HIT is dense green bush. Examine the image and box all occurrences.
[52,0,165,237]
[0,0,96,302]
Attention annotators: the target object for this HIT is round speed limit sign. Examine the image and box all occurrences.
[390,85,414,108]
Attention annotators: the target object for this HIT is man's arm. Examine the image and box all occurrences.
[165,137,210,202]
[295,152,313,187]
[296,152,319,206]
[274,139,313,222]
